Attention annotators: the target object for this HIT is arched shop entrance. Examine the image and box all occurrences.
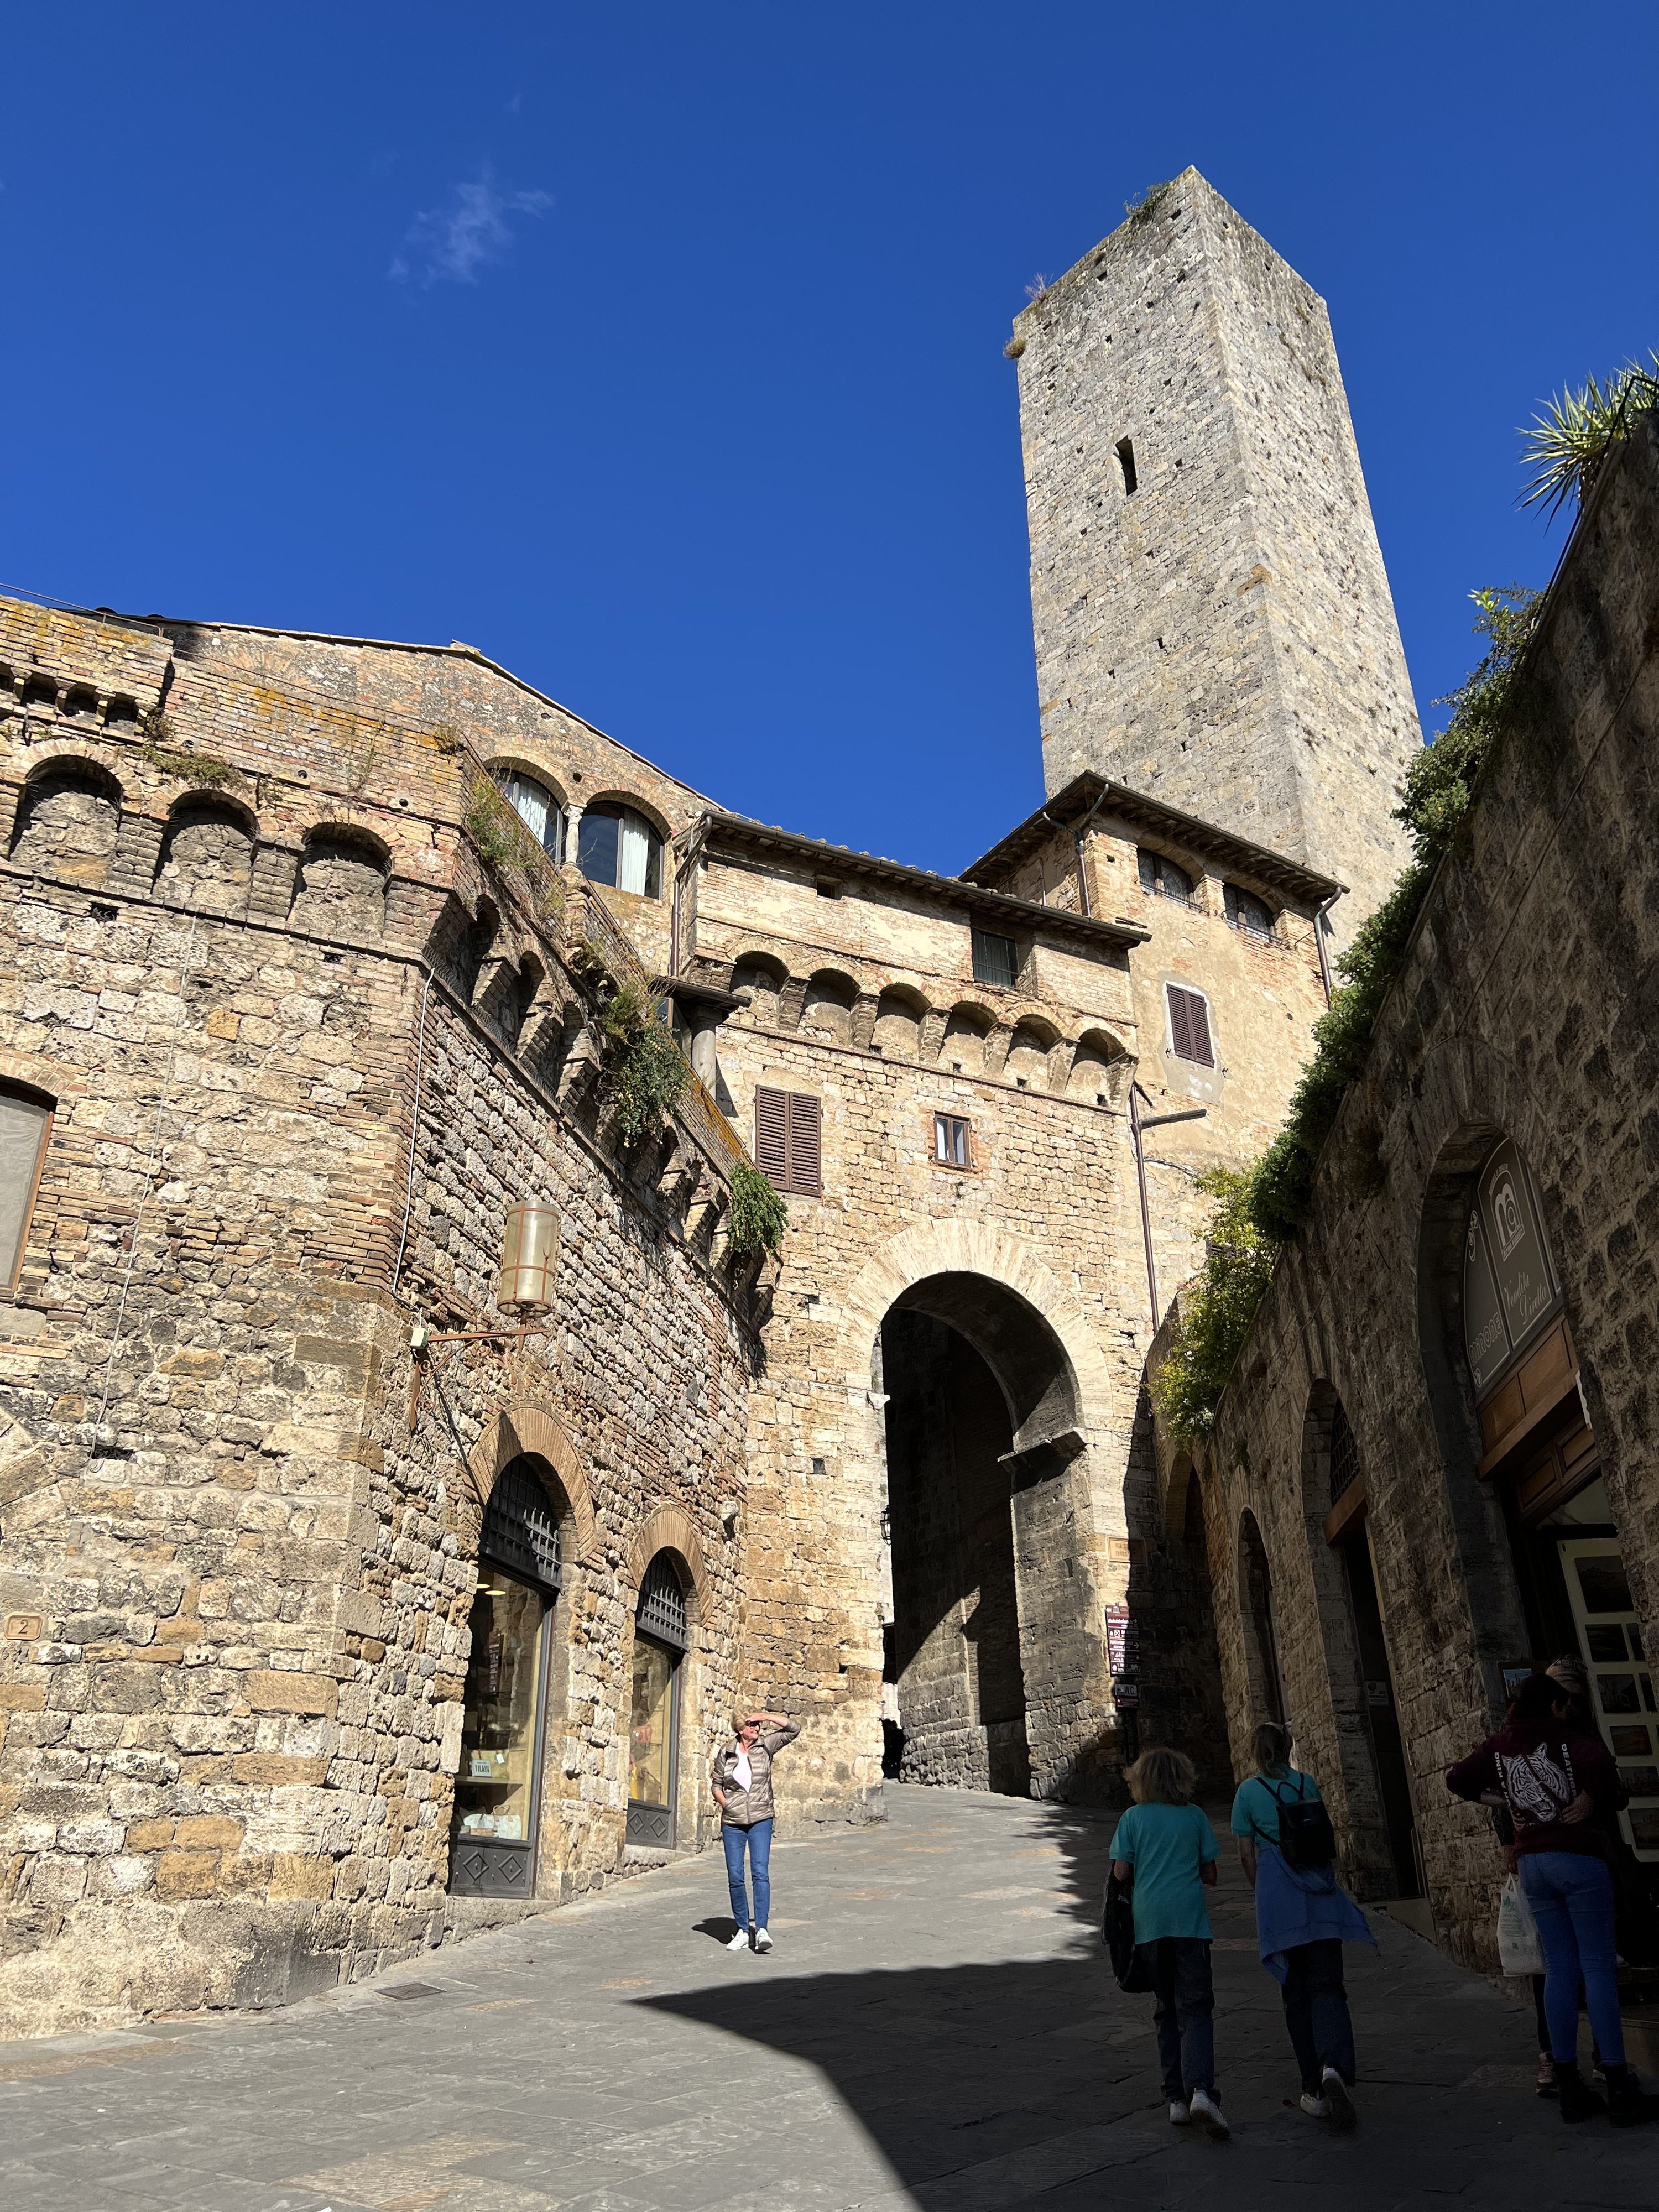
[1462,1135,1658,1864]
[878,1270,1095,1801]
[448,1456,563,1898]
[627,1553,691,1848]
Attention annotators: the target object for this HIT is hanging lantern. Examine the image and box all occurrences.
[497,1203,559,1316]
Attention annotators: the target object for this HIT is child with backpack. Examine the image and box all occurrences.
[1108,1746,1230,2138]
[1232,1723,1375,2130]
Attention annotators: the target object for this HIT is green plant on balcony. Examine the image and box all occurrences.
[727,1159,789,1258]
[463,779,566,931]
[596,974,687,1142]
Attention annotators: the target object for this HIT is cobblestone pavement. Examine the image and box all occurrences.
[2,1786,1653,2211]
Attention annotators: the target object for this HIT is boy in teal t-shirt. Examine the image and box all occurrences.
[1108,1748,1227,2137]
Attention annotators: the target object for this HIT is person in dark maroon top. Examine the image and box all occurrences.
[1448,1672,1658,2127]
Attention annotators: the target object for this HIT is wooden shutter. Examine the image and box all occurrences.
[755,1086,788,1188]
[787,1092,822,1196]
[754,1087,821,1195]
[1167,985,1213,1066]
[1166,985,1193,1061]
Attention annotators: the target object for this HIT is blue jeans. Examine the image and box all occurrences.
[1280,1938,1357,2091]
[723,1818,773,1932]
[1138,1937,1216,2100]
[1520,1851,1624,2066]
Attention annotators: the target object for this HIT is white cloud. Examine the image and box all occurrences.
[389,168,551,288]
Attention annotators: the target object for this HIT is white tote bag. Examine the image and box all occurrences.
[1496,1873,1545,1977]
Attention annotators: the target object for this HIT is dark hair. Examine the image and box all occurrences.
[1511,1671,1571,1722]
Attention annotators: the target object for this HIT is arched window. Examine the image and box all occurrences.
[578,804,661,898]
[449,1456,562,1901]
[1138,848,1194,902]
[1462,1136,1562,1404]
[1224,884,1275,940]
[0,1083,53,1293]
[155,797,255,914]
[498,770,565,862]
[628,1552,690,1847]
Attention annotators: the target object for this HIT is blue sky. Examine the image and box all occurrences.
[6,6,1655,873]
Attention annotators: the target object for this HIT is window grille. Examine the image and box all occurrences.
[636,1555,689,1650]
[1329,1401,1362,1510]
[971,927,1018,989]
[481,1459,562,1591]
[1166,984,1214,1067]
[1224,883,1275,941]
[755,1087,822,1197]
[1138,848,1196,903]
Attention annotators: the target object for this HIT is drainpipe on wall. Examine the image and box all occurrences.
[1313,890,1344,1007]
[1130,1081,1207,1331]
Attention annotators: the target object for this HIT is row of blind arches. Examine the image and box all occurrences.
[725,952,1133,1102]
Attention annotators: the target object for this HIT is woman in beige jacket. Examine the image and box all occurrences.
[712,1711,798,1952]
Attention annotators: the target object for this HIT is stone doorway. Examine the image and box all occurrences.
[878,1270,1094,1802]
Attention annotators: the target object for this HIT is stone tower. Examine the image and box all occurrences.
[1011,166,1421,936]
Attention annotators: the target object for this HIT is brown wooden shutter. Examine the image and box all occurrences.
[1185,992,1214,1067]
[787,1092,822,1196]
[1166,985,1193,1061]
[755,1086,788,1188]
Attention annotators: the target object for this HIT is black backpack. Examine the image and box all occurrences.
[1102,1867,1151,1992]
[1271,1772,1336,1871]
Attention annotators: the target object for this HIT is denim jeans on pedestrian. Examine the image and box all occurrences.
[1138,1937,1216,2100]
[723,1817,773,1933]
[1280,1937,1357,2091]
[1520,1850,1624,2066]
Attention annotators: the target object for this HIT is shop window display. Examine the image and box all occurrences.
[448,1459,561,1899]
[627,1554,688,1848]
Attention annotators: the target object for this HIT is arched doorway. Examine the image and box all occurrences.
[878,1270,1091,1800]
[1238,1510,1286,1727]
[448,1455,563,1898]
[1314,1395,1421,1896]
[627,1553,691,1847]
[1449,1134,1659,1864]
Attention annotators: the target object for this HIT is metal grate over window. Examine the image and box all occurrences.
[636,1554,689,1650]
[481,1458,562,1590]
[1329,1400,1362,1510]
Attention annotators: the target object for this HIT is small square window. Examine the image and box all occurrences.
[971,927,1018,989]
[934,1113,971,1169]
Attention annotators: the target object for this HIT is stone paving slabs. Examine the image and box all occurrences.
[1,1786,1653,2210]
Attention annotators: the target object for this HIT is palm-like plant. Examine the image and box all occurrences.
[1520,353,1659,520]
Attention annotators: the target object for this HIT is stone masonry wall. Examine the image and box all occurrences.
[0,604,755,2036]
[1150,416,1659,1966]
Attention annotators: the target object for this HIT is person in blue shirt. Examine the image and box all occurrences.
[1232,1723,1374,2131]
[1109,1745,1229,2138]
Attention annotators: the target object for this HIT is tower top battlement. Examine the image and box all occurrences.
[1012,166,1421,936]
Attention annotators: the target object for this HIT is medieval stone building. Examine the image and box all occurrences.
[3,164,1594,2037]
[1146,414,1659,1974]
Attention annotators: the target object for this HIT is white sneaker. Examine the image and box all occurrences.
[726,1929,750,1951]
[1188,2088,1230,2140]
[1169,2100,1191,2125]
[1321,2067,1357,2132]
[753,1927,773,1953]
[1300,2092,1331,2117]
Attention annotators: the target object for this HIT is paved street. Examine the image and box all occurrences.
[1,1786,1652,2211]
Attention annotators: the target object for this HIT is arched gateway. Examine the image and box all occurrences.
[839,1222,1121,1804]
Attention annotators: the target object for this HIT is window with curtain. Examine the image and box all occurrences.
[577,804,661,898]
[500,771,564,861]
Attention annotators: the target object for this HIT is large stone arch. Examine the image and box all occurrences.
[467,1403,601,1566]
[839,1216,1123,1802]
[838,1215,1115,1446]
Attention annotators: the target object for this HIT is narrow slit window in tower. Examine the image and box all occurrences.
[1116,438,1138,495]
